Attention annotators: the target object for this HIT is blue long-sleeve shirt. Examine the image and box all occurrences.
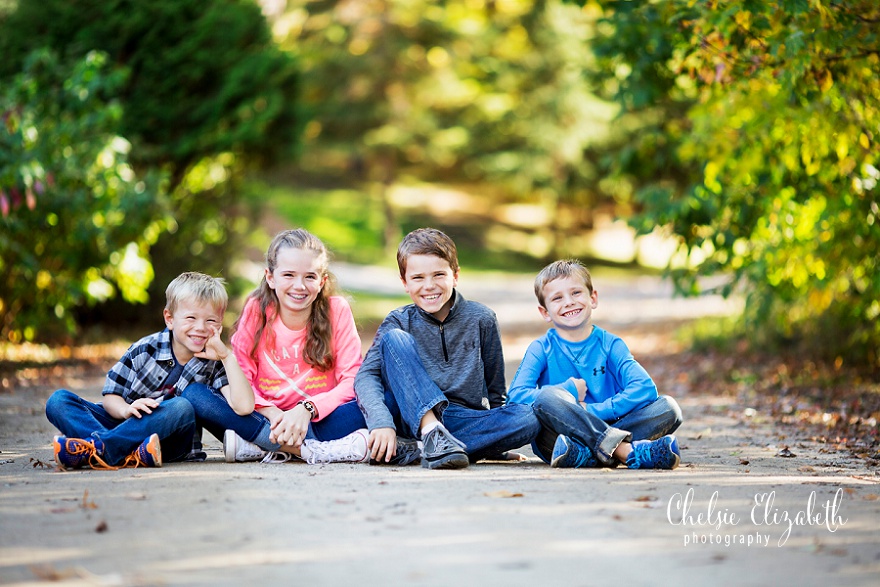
[507,326,657,422]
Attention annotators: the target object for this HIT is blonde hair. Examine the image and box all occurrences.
[534,260,593,307]
[234,228,338,371]
[396,227,460,278]
[165,272,228,314]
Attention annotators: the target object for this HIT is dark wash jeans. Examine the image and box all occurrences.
[45,389,195,465]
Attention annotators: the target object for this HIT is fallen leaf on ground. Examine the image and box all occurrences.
[632,495,657,502]
[484,490,524,498]
[95,520,108,533]
[776,447,796,458]
[81,489,98,509]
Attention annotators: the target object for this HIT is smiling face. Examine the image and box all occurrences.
[538,275,599,340]
[401,254,459,321]
[265,246,327,327]
[163,299,224,363]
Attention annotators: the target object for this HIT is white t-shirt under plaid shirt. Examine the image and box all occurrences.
[102,328,229,403]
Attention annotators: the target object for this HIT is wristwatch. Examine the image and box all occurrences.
[299,400,318,420]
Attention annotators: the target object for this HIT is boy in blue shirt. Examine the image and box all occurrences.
[508,260,682,469]
[355,228,540,469]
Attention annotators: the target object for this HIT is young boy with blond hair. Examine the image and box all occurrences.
[46,272,255,469]
[508,260,683,469]
[355,228,540,469]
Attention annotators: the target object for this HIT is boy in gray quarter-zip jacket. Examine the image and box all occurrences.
[355,228,540,469]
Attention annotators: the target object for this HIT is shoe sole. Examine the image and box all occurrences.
[421,451,469,470]
[144,434,162,467]
[549,436,571,468]
[53,436,68,470]
[223,430,236,463]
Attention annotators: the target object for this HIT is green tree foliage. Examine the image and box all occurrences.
[0,50,166,341]
[590,0,880,365]
[0,0,301,339]
[276,0,615,258]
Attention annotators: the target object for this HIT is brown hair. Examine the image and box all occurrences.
[396,228,460,278]
[534,259,593,307]
[233,228,337,371]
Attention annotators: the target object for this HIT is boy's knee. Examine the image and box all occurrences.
[162,396,196,424]
[657,395,683,428]
[45,389,75,415]
[533,386,575,413]
[380,328,413,350]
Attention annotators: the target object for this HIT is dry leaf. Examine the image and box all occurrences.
[95,520,108,533]
[633,495,657,502]
[739,458,750,466]
[798,465,815,472]
[776,447,796,458]
[80,490,98,510]
[484,490,524,499]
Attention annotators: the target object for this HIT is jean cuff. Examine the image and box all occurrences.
[595,426,631,464]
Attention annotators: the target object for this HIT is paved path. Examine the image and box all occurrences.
[1,267,877,586]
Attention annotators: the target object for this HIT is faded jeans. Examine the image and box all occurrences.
[531,386,682,465]
[379,329,540,461]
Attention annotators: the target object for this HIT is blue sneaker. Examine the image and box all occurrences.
[551,435,598,468]
[627,435,680,470]
[53,436,107,470]
[119,433,163,468]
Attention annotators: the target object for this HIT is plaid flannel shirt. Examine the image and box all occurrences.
[103,328,229,403]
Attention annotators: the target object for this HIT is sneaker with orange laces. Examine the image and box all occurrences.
[53,436,110,470]
[118,433,162,468]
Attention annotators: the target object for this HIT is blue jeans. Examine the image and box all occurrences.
[181,383,391,450]
[45,389,196,465]
[379,329,540,462]
[531,386,683,464]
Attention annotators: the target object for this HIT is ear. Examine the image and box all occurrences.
[264,267,275,288]
[163,308,174,329]
[538,305,552,322]
[590,289,599,308]
[452,269,460,287]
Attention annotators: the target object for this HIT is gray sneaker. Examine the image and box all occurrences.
[421,424,469,469]
[370,437,422,466]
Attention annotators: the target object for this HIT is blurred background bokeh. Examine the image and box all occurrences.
[1,0,877,369]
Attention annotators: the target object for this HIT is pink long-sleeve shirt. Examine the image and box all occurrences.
[231,296,363,419]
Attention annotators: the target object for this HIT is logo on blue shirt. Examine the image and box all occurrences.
[593,366,606,376]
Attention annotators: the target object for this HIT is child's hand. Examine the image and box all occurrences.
[126,397,161,419]
[195,326,229,361]
[368,428,398,463]
[572,378,587,403]
[270,405,310,447]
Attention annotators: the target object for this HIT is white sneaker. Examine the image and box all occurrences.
[224,430,267,463]
[302,429,369,465]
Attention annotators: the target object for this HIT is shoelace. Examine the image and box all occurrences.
[60,438,118,471]
[426,428,462,454]
[260,451,293,464]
